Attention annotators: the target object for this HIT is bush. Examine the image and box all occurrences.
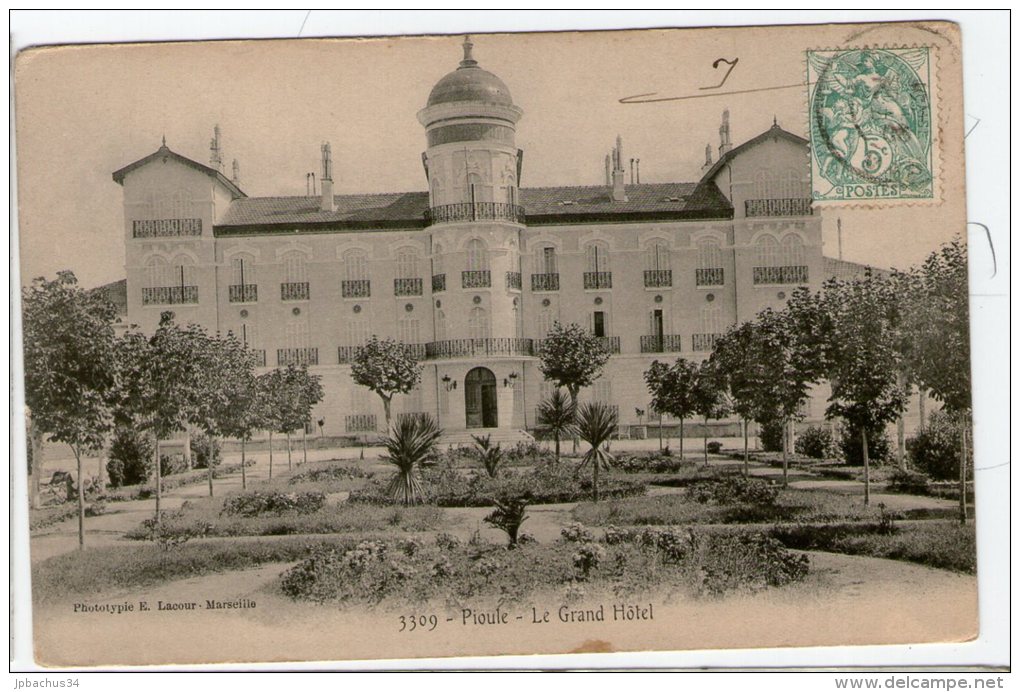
[614,452,690,474]
[795,425,837,459]
[688,476,779,505]
[838,423,891,466]
[221,490,326,518]
[907,411,968,481]
[706,441,722,454]
[697,532,809,595]
[287,464,374,484]
[887,467,930,495]
[759,419,785,453]
[191,434,221,470]
[107,427,153,488]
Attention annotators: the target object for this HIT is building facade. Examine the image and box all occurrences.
[113,38,873,440]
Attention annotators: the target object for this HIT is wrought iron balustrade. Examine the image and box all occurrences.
[277,347,319,366]
[744,198,813,217]
[280,282,310,301]
[345,414,377,433]
[249,349,267,367]
[424,337,535,360]
[530,273,560,291]
[132,218,202,238]
[424,202,526,226]
[462,270,491,289]
[640,334,684,353]
[393,277,423,296]
[695,267,725,287]
[644,269,672,288]
[341,279,371,298]
[752,266,809,285]
[141,285,198,305]
[505,271,522,290]
[228,284,258,303]
[692,333,724,352]
[583,271,612,290]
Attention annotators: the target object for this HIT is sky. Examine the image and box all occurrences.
[14,21,968,289]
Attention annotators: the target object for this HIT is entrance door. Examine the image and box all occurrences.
[465,367,498,428]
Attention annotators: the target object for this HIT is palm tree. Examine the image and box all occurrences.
[536,389,576,461]
[575,401,618,502]
[382,413,443,505]
[471,434,504,478]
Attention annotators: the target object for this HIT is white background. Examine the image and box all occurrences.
[7,9,1011,682]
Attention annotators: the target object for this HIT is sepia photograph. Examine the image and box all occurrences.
[10,12,1007,672]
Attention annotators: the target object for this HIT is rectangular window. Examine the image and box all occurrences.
[593,311,606,338]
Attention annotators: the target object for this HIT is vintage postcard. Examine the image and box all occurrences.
[14,20,981,668]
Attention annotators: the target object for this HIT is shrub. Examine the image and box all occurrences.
[614,452,689,474]
[138,509,211,551]
[887,467,930,495]
[706,441,723,454]
[221,490,326,518]
[472,434,504,478]
[688,476,779,505]
[759,419,785,453]
[288,464,374,484]
[107,427,153,488]
[794,425,837,459]
[697,533,809,596]
[190,434,221,470]
[561,521,595,543]
[484,495,529,547]
[571,542,604,580]
[838,422,891,466]
[907,411,967,481]
[159,454,188,477]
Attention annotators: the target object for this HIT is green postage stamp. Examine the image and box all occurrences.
[808,47,935,202]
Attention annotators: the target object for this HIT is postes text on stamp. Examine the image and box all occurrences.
[808,47,933,202]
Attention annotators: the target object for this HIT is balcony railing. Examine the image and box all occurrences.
[228,284,258,303]
[505,271,522,290]
[583,271,612,290]
[249,349,267,367]
[424,337,535,360]
[132,218,202,238]
[277,347,319,366]
[692,333,724,352]
[394,277,423,296]
[339,343,425,364]
[752,266,809,285]
[281,282,310,301]
[141,286,198,305]
[345,414,377,433]
[431,274,446,293]
[696,267,725,287]
[531,273,560,291]
[644,269,672,288]
[745,198,813,217]
[640,334,684,353]
[462,270,491,289]
[594,336,621,354]
[342,279,371,298]
[424,202,526,226]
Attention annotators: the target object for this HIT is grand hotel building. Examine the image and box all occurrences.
[110,38,878,441]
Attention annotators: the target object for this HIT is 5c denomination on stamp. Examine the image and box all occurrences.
[808,47,935,202]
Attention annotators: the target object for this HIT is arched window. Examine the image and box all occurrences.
[697,238,722,270]
[435,309,447,341]
[395,247,419,279]
[468,307,490,340]
[239,320,259,349]
[466,239,488,271]
[346,319,370,348]
[753,169,772,199]
[701,306,723,335]
[230,253,256,286]
[755,235,781,267]
[537,309,557,338]
[282,251,307,283]
[285,320,309,350]
[535,244,557,274]
[753,168,807,199]
[644,240,670,271]
[512,304,521,339]
[584,241,611,273]
[145,255,170,288]
[144,188,193,219]
[343,249,369,282]
[398,316,420,345]
[170,254,196,286]
[467,172,491,203]
[780,234,806,266]
[592,376,613,405]
[432,243,445,276]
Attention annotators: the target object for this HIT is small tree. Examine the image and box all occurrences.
[350,336,422,432]
[902,239,971,522]
[710,322,765,476]
[382,413,443,505]
[257,370,282,480]
[538,322,611,415]
[574,401,617,502]
[692,359,731,467]
[484,495,530,548]
[644,358,699,459]
[264,364,323,471]
[472,434,504,478]
[21,272,118,547]
[536,389,576,460]
[820,273,908,505]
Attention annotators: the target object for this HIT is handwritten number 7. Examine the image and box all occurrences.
[700,58,739,91]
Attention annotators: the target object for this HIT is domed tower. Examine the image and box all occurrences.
[418,36,526,432]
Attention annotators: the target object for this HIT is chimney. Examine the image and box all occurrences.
[701,143,714,173]
[320,142,334,212]
[231,159,241,186]
[209,124,223,172]
[604,154,612,186]
[611,135,627,202]
[718,109,732,156]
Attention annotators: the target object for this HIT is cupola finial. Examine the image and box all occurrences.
[459,35,478,69]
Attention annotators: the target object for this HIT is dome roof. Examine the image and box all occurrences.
[426,37,513,108]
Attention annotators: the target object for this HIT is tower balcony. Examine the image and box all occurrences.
[744,198,813,217]
[424,202,525,226]
[424,337,536,360]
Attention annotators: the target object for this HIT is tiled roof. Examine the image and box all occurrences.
[214,181,732,234]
